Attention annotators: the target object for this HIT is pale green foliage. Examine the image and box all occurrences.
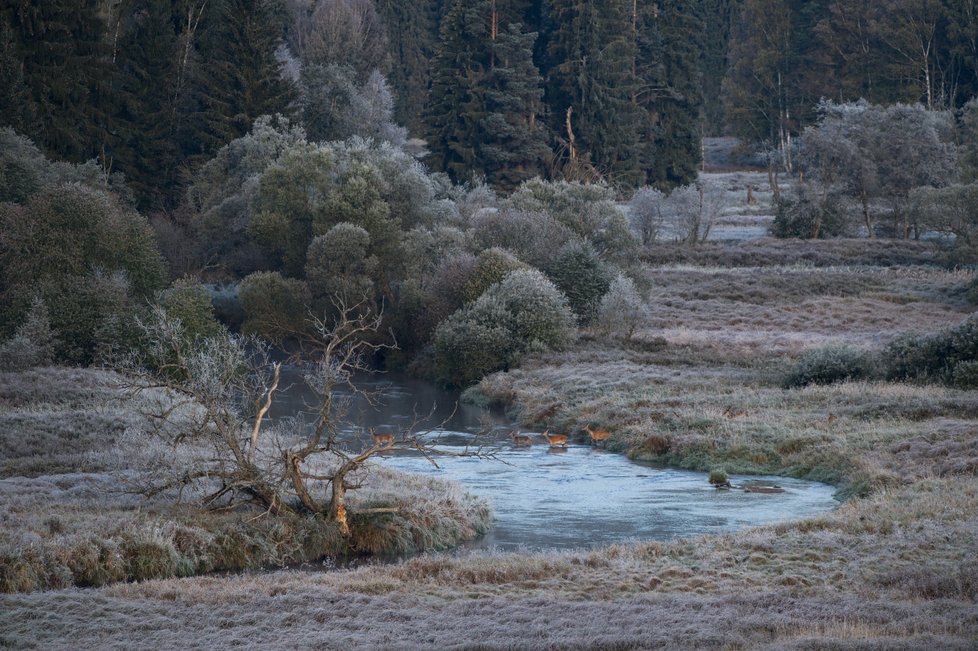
[545,240,613,325]
[462,248,530,303]
[0,297,56,370]
[508,179,638,263]
[781,345,876,388]
[510,179,614,238]
[305,222,377,306]
[470,208,574,269]
[187,115,308,218]
[399,225,469,285]
[158,277,224,343]
[238,272,312,343]
[493,270,574,349]
[434,269,574,385]
[597,274,648,339]
[0,183,166,362]
[0,129,131,205]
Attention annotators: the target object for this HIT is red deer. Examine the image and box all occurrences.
[584,425,611,447]
[510,430,532,447]
[371,432,395,448]
[542,430,568,448]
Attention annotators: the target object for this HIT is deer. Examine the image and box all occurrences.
[722,407,749,419]
[584,425,611,447]
[371,431,395,448]
[542,430,568,448]
[510,430,533,447]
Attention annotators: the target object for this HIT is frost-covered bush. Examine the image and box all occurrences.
[781,345,876,388]
[628,187,666,246]
[238,272,312,342]
[771,183,850,239]
[545,240,613,325]
[883,317,978,388]
[470,208,574,269]
[597,275,648,339]
[434,270,574,385]
[0,183,166,362]
[461,248,529,303]
[0,297,56,370]
[157,277,224,343]
[305,222,377,306]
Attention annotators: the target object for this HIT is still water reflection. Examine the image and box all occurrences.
[273,367,838,551]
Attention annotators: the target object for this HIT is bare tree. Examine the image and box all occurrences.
[668,182,725,245]
[126,297,491,536]
[298,0,390,78]
[628,187,666,246]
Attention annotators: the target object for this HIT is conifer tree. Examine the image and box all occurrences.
[1,0,113,163]
[375,0,443,135]
[0,18,36,136]
[112,1,183,209]
[427,0,550,188]
[545,0,642,187]
[187,0,296,162]
[643,0,704,188]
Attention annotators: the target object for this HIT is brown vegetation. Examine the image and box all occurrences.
[2,238,977,648]
[0,367,491,593]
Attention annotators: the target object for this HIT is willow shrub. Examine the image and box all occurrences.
[434,270,575,386]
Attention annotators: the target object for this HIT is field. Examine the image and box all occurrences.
[3,226,978,647]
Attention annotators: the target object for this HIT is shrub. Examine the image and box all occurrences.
[545,240,614,325]
[434,269,574,385]
[470,208,574,268]
[0,183,166,362]
[597,274,648,339]
[461,248,529,303]
[432,297,516,386]
[771,184,850,239]
[305,222,377,306]
[0,297,56,370]
[239,271,312,342]
[884,317,978,386]
[781,345,876,388]
[708,468,729,486]
[158,277,224,342]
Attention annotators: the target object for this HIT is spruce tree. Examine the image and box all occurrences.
[480,22,552,190]
[643,0,704,189]
[111,1,183,209]
[186,0,296,162]
[0,18,36,136]
[545,0,642,187]
[2,1,114,163]
[427,0,550,188]
[376,0,444,135]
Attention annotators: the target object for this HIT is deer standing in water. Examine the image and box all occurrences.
[542,430,568,448]
[371,431,395,448]
[510,430,533,447]
[584,425,610,447]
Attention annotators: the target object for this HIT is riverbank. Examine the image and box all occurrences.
[0,367,491,592]
[2,243,977,648]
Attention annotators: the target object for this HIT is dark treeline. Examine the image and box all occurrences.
[3,0,978,207]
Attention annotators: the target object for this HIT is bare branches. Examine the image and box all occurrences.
[121,290,495,539]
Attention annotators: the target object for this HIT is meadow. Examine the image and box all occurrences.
[2,213,978,648]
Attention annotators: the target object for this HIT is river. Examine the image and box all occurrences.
[272,367,838,551]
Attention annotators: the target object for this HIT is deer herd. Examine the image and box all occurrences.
[510,426,610,448]
[370,426,610,450]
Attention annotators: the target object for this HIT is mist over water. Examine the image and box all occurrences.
[274,367,838,551]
